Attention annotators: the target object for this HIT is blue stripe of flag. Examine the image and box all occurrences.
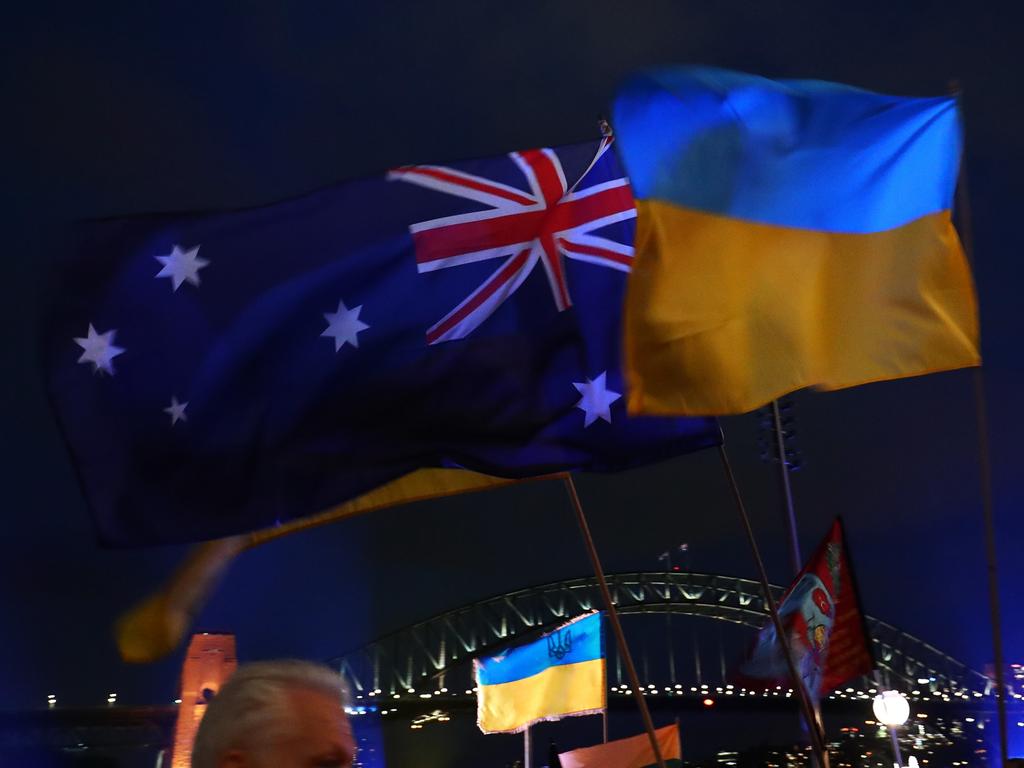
[476,612,603,686]
[613,65,961,234]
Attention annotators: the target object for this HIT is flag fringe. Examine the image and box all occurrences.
[477,705,607,735]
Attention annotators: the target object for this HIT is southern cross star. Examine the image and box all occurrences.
[322,299,369,351]
[164,396,188,426]
[155,244,209,291]
[573,371,621,427]
[74,324,125,376]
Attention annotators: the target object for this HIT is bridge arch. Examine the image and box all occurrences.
[330,571,989,703]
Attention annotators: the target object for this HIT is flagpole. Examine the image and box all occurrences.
[970,369,1009,765]
[660,551,677,685]
[717,446,830,768]
[561,473,668,768]
[949,81,1010,765]
[524,724,532,768]
[769,400,829,760]
[770,399,803,574]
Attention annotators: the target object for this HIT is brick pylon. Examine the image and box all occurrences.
[170,633,237,768]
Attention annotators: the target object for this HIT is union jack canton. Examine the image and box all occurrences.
[391,138,635,344]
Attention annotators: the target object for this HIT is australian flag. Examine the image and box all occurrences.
[44,138,719,545]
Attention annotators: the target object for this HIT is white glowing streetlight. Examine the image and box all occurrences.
[872,690,910,766]
[872,690,910,726]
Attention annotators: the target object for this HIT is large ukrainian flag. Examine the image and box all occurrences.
[614,66,980,416]
[475,612,605,734]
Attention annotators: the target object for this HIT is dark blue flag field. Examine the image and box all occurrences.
[44,139,718,545]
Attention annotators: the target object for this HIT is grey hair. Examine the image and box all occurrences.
[191,660,350,768]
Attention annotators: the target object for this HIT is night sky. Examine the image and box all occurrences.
[2,0,1021,745]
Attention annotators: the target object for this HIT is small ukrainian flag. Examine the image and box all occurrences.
[475,611,605,734]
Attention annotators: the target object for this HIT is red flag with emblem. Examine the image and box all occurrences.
[734,518,874,699]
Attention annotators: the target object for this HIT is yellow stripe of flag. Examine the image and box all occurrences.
[625,204,979,416]
[477,657,605,734]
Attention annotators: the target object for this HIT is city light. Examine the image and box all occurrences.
[344,705,376,716]
[703,698,714,707]
[872,691,910,727]
[411,709,451,729]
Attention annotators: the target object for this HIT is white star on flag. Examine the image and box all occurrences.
[74,324,125,376]
[573,371,621,427]
[155,244,209,291]
[164,396,188,426]
[321,299,369,351]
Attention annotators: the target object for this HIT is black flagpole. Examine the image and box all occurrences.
[950,79,1010,766]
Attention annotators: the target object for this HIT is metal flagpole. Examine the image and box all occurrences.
[970,370,1009,766]
[770,399,803,573]
[948,82,1010,764]
[659,551,677,685]
[561,473,668,768]
[769,399,829,760]
[693,634,702,685]
[524,724,532,768]
[717,445,830,768]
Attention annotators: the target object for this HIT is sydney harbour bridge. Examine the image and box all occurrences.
[326,570,1006,765]
[332,570,992,703]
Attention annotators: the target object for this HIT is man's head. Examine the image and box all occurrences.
[191,660,355,768]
